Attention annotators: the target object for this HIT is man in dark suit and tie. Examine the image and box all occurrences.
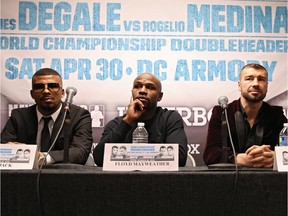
[203,63,287,168]
[1,68,93,165]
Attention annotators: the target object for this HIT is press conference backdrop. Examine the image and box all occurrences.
[1,0,287,165]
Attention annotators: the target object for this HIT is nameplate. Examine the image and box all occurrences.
[0,144,37,170]
[273,146,288,172]
[103,143,178,171]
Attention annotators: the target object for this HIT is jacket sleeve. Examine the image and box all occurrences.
[165,111,188,167]
[203,106,224,165]
[93,118,132,166]
[1,113,18,143]
[1,108,38,144]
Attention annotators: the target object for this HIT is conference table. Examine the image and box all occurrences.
[1,165,287,216]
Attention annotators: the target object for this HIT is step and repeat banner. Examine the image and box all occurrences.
[1,0,287,165]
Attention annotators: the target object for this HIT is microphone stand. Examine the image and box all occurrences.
[63,108,71,163]
[208,109,236,169]
[221,110,229,163]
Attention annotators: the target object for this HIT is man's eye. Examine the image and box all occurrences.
[145,84,155,90]
[258,78,267,82]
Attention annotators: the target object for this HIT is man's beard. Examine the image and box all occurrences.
[40,103,56,111]
[242,91,266,103]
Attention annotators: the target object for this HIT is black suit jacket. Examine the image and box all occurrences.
[203,99,287,165]
[1,102,93,164]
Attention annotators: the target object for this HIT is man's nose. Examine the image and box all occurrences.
[139,86,147,93]
[252,78,259,86]
[43,84,51,92]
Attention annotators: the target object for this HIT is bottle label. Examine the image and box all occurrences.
[279,135,288,146]
[132,135,148,144]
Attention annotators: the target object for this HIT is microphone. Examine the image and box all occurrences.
[64,87,77,109]
[218,96,228,109]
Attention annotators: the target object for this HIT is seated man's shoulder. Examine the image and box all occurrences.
[264,102,284,113]
[161,108,181,118]
[70,104,89,114]
[11,105,36,116]
[158,108,184,126]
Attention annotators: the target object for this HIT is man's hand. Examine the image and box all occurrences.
[123,97,146,125]
[37,152,47,166]
[236,145,274,168]
[6,142,25,144]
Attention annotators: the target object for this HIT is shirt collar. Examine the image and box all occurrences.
[239,100,264,125]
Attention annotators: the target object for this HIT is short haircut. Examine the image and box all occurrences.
[240,64,267,73]
[32,68,62,84]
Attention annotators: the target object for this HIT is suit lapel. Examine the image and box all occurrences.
[234,111,245,152]
[28,106,39,144]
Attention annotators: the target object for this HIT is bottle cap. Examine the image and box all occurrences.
[137,122,145,127]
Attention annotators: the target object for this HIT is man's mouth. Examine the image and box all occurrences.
[42,97,53,102]
[250,90,261,94]
[249,88,261,94]
[136,96,149,102]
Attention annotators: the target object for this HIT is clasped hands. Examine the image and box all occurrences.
[236,145,274,168]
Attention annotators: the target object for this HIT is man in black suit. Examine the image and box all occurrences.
[1,68,93,165]
[204,63,287,168]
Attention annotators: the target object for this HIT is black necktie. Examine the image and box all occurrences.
[41,116,52,152]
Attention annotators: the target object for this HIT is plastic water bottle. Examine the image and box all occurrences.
[132,122,148,144]
[279,123,288,146]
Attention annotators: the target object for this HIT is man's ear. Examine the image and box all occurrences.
[158,92,163,101]
[237,81,241,91]
[30,90,35,99]
[61,88,65,98]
